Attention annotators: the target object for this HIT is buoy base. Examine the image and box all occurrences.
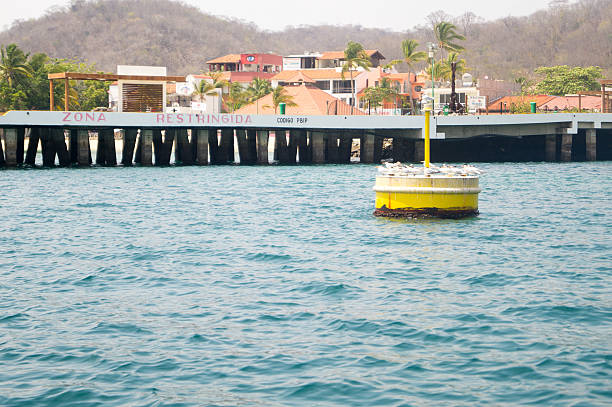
[373,206,479,219]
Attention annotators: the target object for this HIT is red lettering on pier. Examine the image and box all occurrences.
[157,114,165,123]
[177,114,184,124]
[62,112,71,122]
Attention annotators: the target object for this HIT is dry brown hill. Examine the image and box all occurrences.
[1,0,609,79]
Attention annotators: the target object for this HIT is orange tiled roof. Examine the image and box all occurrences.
[319,50,384,60]
[234,84,365,115]
[272,69,361,81]
[206,54,241,64]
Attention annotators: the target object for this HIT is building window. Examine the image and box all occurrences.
[315,81,330,91]
[440,93,466,104]
[332,80,353,94]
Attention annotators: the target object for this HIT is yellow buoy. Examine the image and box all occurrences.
[373,108,481,219]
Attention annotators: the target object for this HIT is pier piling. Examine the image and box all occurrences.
[196,129,209,165]
[122,129,137,166]
[0,129,4,166]
[53,128,70,167]
[77,129,90,166]
[312,132,326,164]
[25,127,40,166]
[16,127,25,165]
[561,134,572,162]
[4,128,17,166]
[141,129,153,166]
[586,129,596,161]
[545,135,557,161]
[256,130,269,164]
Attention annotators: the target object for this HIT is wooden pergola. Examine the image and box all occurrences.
[47,72,186,111]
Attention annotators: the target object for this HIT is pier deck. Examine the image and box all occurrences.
[0,111,610,166]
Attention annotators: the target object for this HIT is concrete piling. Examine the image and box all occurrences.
[247,130,257,164]
[256,130,269,165]
[25,127,40,166]
[327,135,339,163]
[141,129,153,166]
[338,136,352,164]
[77,129,90,166]
[152,129,163,164]
[561,134,572,162]
[296,130,310,163]
[41,128,56,167]
[312,132,326,164]
[208,129,220,164]
[16,127,25,165]
[122,128,137,166]
[360,134,375,163]
[545,135,557,161]
[286,131,298,164]
[586,129,596,161]
[175,128,193,165]
[134,130,142,164]
[414,139,424,163]
[196,129,209,165]
[96,128,116,166]
[54,128,70,167]
[236,129,250,164]
[219,128,235,164]
[158,129,174,165]
[0,129,5,166]
[4,128,18,166]
[69,129,78,164]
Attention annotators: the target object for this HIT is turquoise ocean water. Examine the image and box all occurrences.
[0,162,611,406]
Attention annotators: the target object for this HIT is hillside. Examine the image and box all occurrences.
[0,0,610,80]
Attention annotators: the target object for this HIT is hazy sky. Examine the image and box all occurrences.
[1,0,556,32]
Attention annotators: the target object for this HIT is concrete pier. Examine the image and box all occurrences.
[561,134,573,162]
[256,130,269,165]
[586,129,596,161]
[1,112,611,167]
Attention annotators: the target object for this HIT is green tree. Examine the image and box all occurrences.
[441,52,466,81]
[362,77,399,113]
[265,86,297,114]
[341,41,372,107]
[534,65,603,95]
[193,71,227,102]
[385,39,427,114]
[225,82,248,113]
[245,77,272,103]
[434,22,466,56]
[0,44,33,88]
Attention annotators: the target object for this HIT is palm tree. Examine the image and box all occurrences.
[341,41,372,108]
[267,86,296,114]
[434,22,465,56]
[192,72,227,102]
[226,82,248,113]
[441,52,466,81]
[0,44,33,88]
[386,39,427,114]
[246,78,272,103]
